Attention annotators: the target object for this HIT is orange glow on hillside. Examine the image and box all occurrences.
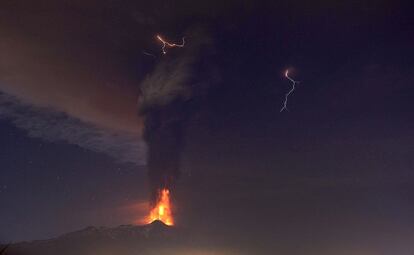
[147,188,174,226]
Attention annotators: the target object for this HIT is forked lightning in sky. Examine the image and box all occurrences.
[156,34,185,54]
[280,70,299,112]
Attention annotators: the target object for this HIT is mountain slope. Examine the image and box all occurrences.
[6,221,186,255]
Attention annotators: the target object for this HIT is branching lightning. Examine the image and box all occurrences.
[156,34,185,55]
[280,69,299,112]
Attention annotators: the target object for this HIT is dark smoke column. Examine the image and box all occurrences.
[138,31,217,207]
[143,101,189,202]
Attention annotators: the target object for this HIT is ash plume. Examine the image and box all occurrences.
[0,5,147,165]
[139,30,218,202]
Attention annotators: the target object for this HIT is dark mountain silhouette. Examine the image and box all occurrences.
[0,244,9,255]
[4,221,190,255]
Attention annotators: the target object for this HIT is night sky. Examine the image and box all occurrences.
[1,1,414,254]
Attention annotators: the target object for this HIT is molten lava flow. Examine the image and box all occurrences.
[147,188,174,226]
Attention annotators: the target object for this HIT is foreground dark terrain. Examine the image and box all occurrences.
[4,221,192,255]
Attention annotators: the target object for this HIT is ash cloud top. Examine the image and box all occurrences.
[0,2,215,166]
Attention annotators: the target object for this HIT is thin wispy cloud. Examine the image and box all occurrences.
[0,93,146,165]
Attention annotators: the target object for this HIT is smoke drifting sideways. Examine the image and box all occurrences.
[139,30,218,203]
[0,4,217,201]
[0,23,147,165]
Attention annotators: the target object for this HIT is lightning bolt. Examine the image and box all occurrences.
[280,69,299,112]
[156,34,185,55]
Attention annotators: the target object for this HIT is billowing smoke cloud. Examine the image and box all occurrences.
[139,30,218,201]
[0,5,146,165]
[0,93,146,165]
[0,1,217,189]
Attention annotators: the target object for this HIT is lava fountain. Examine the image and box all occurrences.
[147,188,174,226]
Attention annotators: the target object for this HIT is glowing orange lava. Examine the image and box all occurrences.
[147,188,174,226]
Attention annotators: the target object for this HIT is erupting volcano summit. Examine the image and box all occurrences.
[146,188,174,226]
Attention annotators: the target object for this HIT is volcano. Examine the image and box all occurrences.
[5,221,184,255]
